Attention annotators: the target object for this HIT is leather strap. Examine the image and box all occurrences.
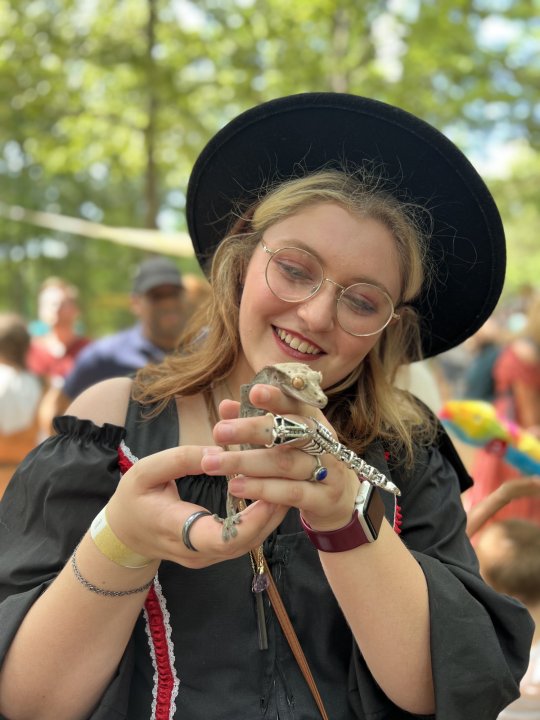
[261,555,330,720]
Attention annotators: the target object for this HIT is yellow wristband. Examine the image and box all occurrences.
[90,508,152,569]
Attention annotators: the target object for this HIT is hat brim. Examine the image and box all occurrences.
[186,92,505,358]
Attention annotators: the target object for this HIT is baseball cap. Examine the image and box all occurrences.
[132,257,184,295]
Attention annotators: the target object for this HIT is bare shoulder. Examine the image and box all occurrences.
[65,377,133,428]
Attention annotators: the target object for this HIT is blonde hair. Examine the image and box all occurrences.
[133,168,437,464]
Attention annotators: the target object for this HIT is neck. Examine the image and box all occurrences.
[51,325,77,346]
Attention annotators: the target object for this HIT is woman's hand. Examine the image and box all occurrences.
[204,382,360,533]
[105,444,288,569]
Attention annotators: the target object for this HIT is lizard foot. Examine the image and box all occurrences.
[212,513,242,541]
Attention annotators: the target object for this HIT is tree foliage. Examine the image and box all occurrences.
[0,0,538,332]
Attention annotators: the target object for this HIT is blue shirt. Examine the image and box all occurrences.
[63,324,166,400]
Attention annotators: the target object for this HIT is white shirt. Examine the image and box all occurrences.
[0,365,42,434]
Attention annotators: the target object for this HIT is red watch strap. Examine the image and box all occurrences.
[301,485,385,552]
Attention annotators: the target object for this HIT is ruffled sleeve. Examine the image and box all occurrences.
[0,416,126,667]
[353,444,534,720]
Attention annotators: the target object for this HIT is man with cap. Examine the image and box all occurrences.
[59,256,187,404]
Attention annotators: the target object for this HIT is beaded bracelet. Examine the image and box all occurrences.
[71,544,154,598]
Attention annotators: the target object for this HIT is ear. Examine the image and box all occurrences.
[130,294,143,318]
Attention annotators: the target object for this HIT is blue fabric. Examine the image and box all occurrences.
[63,324,166,399]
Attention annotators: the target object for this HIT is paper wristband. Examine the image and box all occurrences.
[90,508,152,569]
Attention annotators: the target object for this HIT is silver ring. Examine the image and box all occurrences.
[265,412,311,447]
[304,417,401,496]
[182,510,212,552]
[308,455,328,482]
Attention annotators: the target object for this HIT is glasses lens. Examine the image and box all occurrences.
[338,283,394,336]
[266,247,323,302]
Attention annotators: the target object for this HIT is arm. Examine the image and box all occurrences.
[208,384,434,715]
[466,476,540,537]
[0,380,288,720]
[207,384,532,718]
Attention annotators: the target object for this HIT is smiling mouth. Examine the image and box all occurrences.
[274,327,322,355]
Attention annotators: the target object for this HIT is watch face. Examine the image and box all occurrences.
[356,481,384,542]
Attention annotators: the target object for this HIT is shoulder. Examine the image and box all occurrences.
[511,338,540,365]
[65,377,133,428]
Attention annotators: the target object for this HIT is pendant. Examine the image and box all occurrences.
[252,569,269,650]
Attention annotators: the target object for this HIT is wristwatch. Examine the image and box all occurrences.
[301,481,385,552]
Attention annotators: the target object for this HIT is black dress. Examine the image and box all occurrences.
[0,398,533,719]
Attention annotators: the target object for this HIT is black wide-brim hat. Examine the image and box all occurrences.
[186,92,505,358]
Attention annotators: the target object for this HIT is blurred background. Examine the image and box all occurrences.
[0,0,538,336]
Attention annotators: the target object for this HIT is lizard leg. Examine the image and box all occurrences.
[213,492,242,541]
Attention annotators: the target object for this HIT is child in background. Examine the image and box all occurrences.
[476,519,540,719]
[0,313,42,496]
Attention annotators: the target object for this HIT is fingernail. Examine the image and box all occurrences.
[202,446,224,455]
[202,453,222,470]
[256,387,270,402]
[228,476,246,494]
[216,422,235,441]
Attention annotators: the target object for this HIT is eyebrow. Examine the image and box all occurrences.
[265,238,396,297]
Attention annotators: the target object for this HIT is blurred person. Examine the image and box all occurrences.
[0,313,42,497]
[27,277,89,383]
[27,277,90,438]
[465,294,540,525]
[462,316,504,403]
[58,256,187,408]
[475,519,540,718]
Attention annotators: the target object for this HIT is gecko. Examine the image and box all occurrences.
[213,363,328,541]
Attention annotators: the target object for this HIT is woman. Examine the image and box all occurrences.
[0,94,532,720]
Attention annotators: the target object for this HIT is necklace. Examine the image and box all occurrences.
[204,385,270,650]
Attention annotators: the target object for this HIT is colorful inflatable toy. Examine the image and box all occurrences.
[439,399,540,476]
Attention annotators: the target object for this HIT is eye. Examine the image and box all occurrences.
[272,250,320,286]
[341,288,378,316]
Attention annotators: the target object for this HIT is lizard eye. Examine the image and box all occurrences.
[292,376,306,390]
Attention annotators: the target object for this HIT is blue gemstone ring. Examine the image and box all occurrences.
[309,455,328,483]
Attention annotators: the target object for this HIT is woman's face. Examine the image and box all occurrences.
[235,201,403,389]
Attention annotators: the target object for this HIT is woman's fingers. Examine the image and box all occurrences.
[124,445,225,493]
[158,499,289,569]
[202,445,322,483]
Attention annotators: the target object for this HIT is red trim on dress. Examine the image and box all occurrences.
[144,585,177,720]
[117,443,177,719]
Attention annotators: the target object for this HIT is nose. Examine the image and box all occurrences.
[296,282,337,332]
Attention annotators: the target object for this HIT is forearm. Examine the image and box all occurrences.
[466,486,508,537]
[319,521,434,715]
[0,532,159,720]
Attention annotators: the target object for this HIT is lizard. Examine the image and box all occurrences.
[213,362,328,541]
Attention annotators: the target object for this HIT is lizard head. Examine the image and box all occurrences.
[271,362,328,408]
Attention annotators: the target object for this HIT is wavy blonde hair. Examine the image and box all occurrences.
[133,168,438,464]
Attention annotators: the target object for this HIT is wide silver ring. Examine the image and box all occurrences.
[182,510,212,552]
[265,412,311,447]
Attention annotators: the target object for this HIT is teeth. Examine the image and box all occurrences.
[276,328,320,355]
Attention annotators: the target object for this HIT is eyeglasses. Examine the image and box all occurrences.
[262,241,400,337]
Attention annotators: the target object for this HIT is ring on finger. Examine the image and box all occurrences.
[182,510,212,552]
[307,455,328,482]
[265,412,311,448]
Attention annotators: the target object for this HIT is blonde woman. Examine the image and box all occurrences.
[0,94,532,720]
